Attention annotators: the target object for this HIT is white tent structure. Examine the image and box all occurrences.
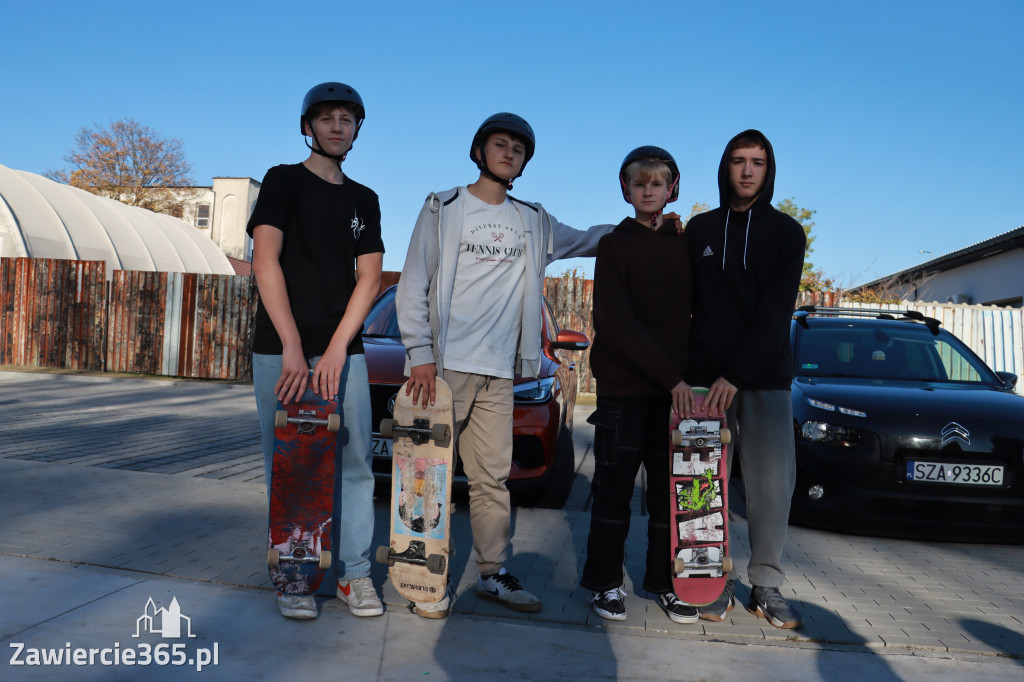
[0,163,234,277]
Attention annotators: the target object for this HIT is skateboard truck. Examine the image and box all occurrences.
[275,409,341,434]
[379,417,450,445]
[267,544,332,570]
[673,547,732,577]
[376,540,446,575]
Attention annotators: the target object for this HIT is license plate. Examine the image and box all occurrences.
[905,461,1004,486]
[372,437,392,459]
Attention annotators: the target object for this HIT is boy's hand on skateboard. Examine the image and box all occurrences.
[704,377,737,417]
[276,345,309,404]
[671,380,696,418]
[407,364,437,408]
[312,345,347,401]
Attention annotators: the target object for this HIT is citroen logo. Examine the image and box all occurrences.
[940,422,970,447]
[387,393,397,416]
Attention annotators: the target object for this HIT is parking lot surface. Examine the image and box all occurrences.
[1,369,1022,680]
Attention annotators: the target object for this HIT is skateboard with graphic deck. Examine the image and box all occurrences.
[669,387,733,606]
[266,373,338,597]
[375,378,455,603]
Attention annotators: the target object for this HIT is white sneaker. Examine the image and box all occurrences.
[277,593,317,619]
[337,577,384,617]
[476,568,542,613]
[414,584,452,619]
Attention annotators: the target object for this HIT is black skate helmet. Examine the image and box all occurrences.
[618,145,680,204]
[470,113,536,189]
[300,82,365,163]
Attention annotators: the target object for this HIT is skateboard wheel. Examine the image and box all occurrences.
[672,557,686,574]
[379,418,395,438]
[721,556,733,573]
[267,548,281,567]
[319,550,332,570]
[720,428,731,445]
[671,430,683,447]
[327,413,341,432]
[376,545,393,565]
[426,554,446,575]
[274,410,288,429]
[430,423,450,444]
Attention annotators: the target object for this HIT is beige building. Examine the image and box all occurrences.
[179,177,260,263]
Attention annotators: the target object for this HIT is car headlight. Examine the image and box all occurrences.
[513,377,556,404]
[806,397,866,418]
[800,421,861,447]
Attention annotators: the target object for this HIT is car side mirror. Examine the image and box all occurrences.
[550,329,590,351]
[995,371,1019,390]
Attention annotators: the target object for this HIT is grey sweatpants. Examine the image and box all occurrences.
[725,389,796,588]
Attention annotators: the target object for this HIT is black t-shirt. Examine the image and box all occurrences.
[246,163,385,357]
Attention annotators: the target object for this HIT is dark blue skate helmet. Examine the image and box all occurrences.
[300,82,365,163]
[470,113,536,189]
[619,146,680,204]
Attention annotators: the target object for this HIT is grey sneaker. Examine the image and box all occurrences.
[277,593,317,619]
[657,592,699,624]
[414,584,452,620]
[337,577,384,617]
[592,587,627,621]
[476,568,542,613]
[746,586,803,629]
[698,579,736,622]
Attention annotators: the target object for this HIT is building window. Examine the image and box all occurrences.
[196,203,212,228]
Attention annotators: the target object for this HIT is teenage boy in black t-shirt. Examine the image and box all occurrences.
[247,82,384,620]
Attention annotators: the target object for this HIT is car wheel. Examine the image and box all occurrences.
[528,427,576,510]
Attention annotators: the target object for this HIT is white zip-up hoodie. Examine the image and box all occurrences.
[396,187,612,378]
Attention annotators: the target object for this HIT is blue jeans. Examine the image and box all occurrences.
[253,353,374,592]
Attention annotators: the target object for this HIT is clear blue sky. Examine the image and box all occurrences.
[3,1,1022,287]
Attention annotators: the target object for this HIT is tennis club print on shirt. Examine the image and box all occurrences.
[462,219,524,268]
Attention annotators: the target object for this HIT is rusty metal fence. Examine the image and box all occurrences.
[2,258,1021,391]
[1,258,257,381]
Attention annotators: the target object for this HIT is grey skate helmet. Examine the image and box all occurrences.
[300,82,365,162]
[470,113,536,189]
[619,146,680,204]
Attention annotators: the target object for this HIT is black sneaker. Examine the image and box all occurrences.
[657,592,699,624]
[698,578,735,622]
[591,587,627,621]
[746,586,803,629]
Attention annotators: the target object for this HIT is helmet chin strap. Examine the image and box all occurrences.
[479,148,515,190]
[305,129,348,165]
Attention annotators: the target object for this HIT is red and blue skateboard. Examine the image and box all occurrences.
[267,376,338,596]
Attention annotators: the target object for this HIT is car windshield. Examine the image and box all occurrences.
[796,325,997,383]
[362,289,400,339]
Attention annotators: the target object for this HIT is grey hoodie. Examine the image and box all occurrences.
[396,187,612,378]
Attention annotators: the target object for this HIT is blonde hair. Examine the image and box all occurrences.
[623,158,672,186]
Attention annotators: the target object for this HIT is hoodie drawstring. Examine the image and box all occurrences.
[742,210,751,270]
[721,209,751,271]
[722,210,730,270]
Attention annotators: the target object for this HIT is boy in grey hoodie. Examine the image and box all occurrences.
[395,113,611,618]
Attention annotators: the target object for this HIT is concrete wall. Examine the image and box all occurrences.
[897,249,1024,306]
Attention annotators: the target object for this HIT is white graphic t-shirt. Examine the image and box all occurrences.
[443,189,527,379]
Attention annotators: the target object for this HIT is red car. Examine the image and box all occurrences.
[361,285,589,509]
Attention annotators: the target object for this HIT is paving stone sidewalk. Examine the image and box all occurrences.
[1,370,1022,659]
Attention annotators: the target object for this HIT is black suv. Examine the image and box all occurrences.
[789,306,1024,542]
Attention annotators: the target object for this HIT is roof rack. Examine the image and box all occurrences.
[794,306,941,335]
